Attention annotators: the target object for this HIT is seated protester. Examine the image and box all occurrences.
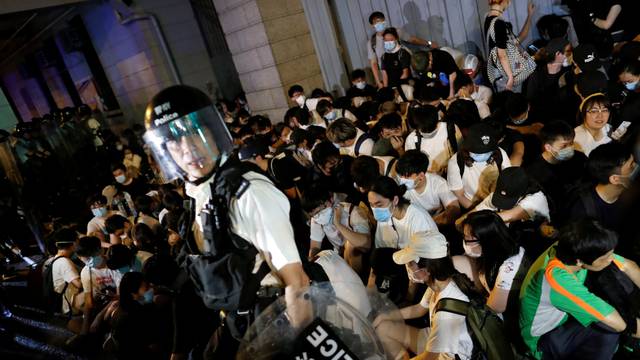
[454,70,491,119]
[524,37,572,121]
[284,106,313,130]
[567,142,637,237]
[288,84,330,111]
[290,127,320,164]
[447,122,511,210]
[105,214,133,247]
[239,137,310,199]
[105,244,153,284]
[122,146,143,179]
[316,99,358,127]
[371,113,405,157]
[368,176,439,251]
[87,194,116,243]
[380,27,411,90]
[574,93,612,156]
[131,223,162,260]
[134,195,161,235]
[405,105,461,175]
[111,163,148,199]
[490,114,527,167]
[396,150,460,226]
[520,220,636,360]
[453,211,528,346]
[505,93,544,164]
[444,98,481,135]
[111,272,166,358]
[374,231,479,359]
[462,54,493,95]
[326,118,374,157]
[268,122,294,151]
[351,155,398,195]
[460,167,550,227]
[346,69,377,107]
[526,121,588,225]
[158,190,183,225]
[104,184,137,219]
[310,141,360,202]
[44,228,83,314]
[77,236,118,335]
[301,186,371,276]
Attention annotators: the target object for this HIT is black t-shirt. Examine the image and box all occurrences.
[346,84,377,99]
[525,66,567,122]
[381,48,411,88]
[267,150,310,192]
[498,128,524,157]
[568,188,623,233]
[485,16,511,50]
[430,49,459,76]
[116,177,149,199]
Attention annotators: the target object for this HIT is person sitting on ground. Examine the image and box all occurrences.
[327,118,374,157]
[105,214,133,247]
[316,99,358,126]
[111,163,148,199]
[134,195,161,235]
[346,69,377,107]
[574,94,612,156]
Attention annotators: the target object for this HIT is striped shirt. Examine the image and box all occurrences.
[518,244,623,359]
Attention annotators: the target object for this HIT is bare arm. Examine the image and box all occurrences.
[370,58,383,88]
[432,202,461,226]
[509,141,525,166]
[408,35,429,47]
[400,303,428,320]
[498,205,530,223]
[400,68,410,80]
[382,69,389,87]
[487,287,510,314]
[593,5,622,30]
[518,2,535,43]
[601,309,627,333]
[621,258,640,289]
[448,72,457,100]
[453,189,474,210]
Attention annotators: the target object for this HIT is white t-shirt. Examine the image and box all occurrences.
[80,265,119,299]
[418,281,474,359]
[310,202,370,249]
[473,191,550,222]
[342,129,374,157]
[186,170,301,287]
[48,256,80,313]
[447,148,512,203]
[493,246,526,291]
[158,208,169,224]
[404,173,457,215]
[573,124,612,156]
[87,216,108,235]
[374,204,438,249]
[404,123,462,175]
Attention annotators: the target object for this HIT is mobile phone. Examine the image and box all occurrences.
[528,44,539,53]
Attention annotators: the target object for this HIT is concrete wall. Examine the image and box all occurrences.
[2,68,50,121]
[213,0,324,123]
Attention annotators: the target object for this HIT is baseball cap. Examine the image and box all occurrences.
[463,54,479,75]
[393,231,448,264]
[544,37,569,57]
[463,122,498,153]
[573,44,601,72]
[238,137,271,161]
[491,166,529,210]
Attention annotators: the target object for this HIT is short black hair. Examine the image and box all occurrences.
[453,70,473,94]
[370,176,409,205]
[284,106,310,126]
[111,163,126,173]
[368,11,385,25]
[506,92,529,119]
[76,236,101,257]
[351,69,366,81]
[143,254,179,286]
[53,227,77,250]
[587,142,631,185]
[106,244,134,270]
[411,105,439,133]
[134,195,153,215]
[621,59,640,76]
[162,190,183,212]
[316,99,333,116]
[540,121,575,145]
[382,27,399,40]
[445,98,480,130]
[311,88,329,98]
[300,185,332,213]
[288,85,304,98]
[351,156,382,190]
[105,214,129,234]
[397,150,430,176]
[376,112,402,130]
[86,193,107,207]
[311,141,340,167]
[414,84,441,102]
[555,219,618,265]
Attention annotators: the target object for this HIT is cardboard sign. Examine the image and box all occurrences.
[292,318,359,360]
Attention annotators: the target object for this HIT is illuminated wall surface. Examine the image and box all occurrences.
[0,88,18,131]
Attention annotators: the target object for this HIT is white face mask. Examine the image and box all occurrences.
[399,177,416,190]
[406,264,425,284]
[354,81,366,90]
[463,242,482,258]
[562,58,571,67]
[295,95,306,107]
[120,232,128,240]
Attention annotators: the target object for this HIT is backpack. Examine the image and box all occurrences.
[42,256,69,314]
[354,133,373,156]
[435,298,515,360]
[183,157,271,313]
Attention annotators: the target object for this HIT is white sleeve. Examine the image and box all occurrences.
[517,191,550,221]
[447,155,463,191]
[434,176,457,207]
[60,259,80,283]
[499,148,512,168]
[309,220,325,243]
[359,139,375,156]
[405,132,416,151]
[426,311,467,354]
[231,175,301,270]
[473,193,496,212]
[349,207,371,234]
[494,251,524,291]
[80,267,92,294]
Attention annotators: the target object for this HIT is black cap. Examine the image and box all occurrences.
[492,167,529,210]
[144,85,212,130]
[573,44,601,72]
[463,122,498,153]
[239,137,271,161]
[545,37,569,56]
[576,71,608,98]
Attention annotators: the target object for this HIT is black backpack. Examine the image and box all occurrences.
[42,256,69,314]
[183,157,271,313]
[354,133,373,156]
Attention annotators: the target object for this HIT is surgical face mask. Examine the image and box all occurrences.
[469,151,492,163]
[512,117,527,125]
[115,174,127,184]
[463,242,482,258]
[120,232,128,240]
[139,288,154,305]
[313,207,333,226]
[324,110,337,121]
[552,146,575,161]
[295,95,306,107]
[355,81,366,90]
[91,207,108,218]
[87,255,103,268]
[384,40,397,53]
[406,265,424,284]
[399,177,416,190]
[374,21,386,32]
[372,205,392,222]
[562,57,571,67]
[625,81,639,91]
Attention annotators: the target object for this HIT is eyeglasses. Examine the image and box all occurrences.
[586,108,610,114]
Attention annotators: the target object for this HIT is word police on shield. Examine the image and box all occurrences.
[294,318,358,360]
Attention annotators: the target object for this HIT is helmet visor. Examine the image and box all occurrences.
[144,106,233,182]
